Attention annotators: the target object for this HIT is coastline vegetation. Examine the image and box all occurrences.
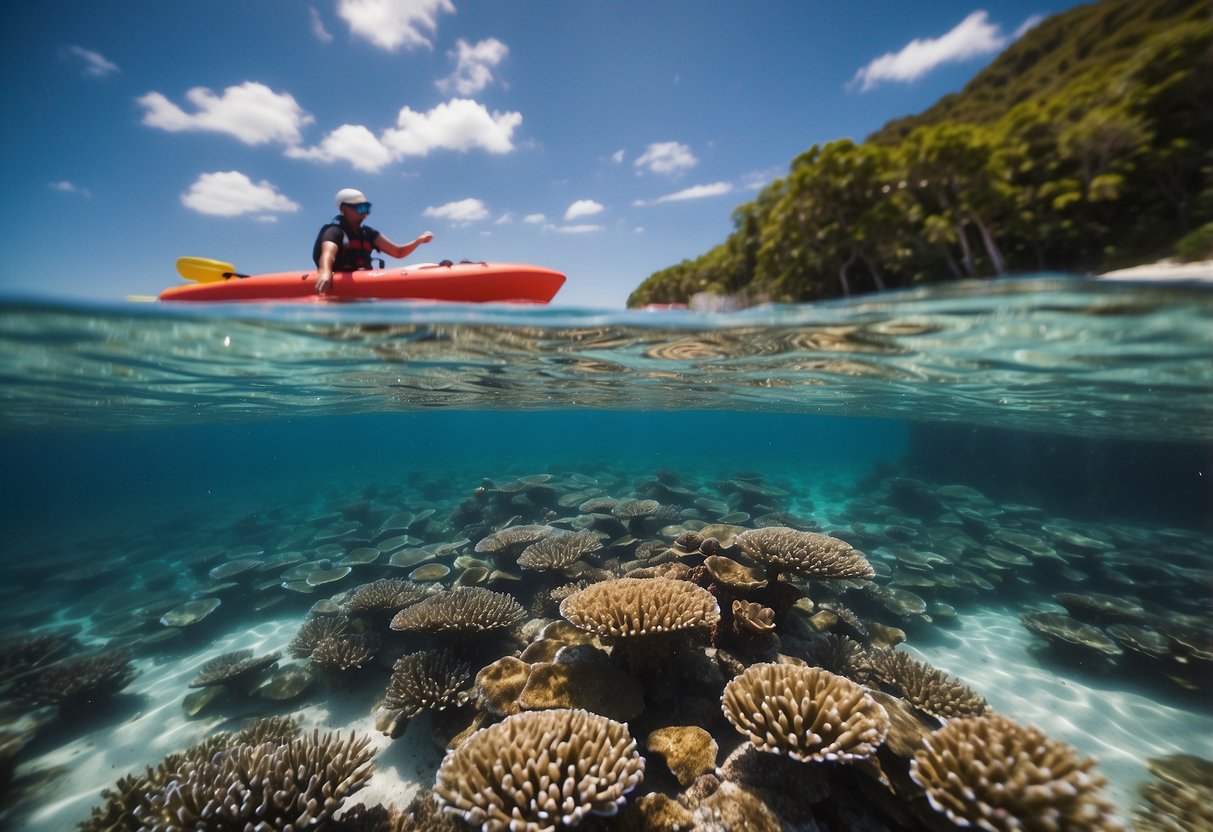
[628,0,1212,307]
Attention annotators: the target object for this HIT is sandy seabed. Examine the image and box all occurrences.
[910,608,1213,816]
[8,617,441,832]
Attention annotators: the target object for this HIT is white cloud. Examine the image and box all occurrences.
[285,123,395,171]
[741,168,782,191]
[523,213,547,224]
[564,199,604,221]
[61,45,119,78]
[495,212,513,224]
[438,38,509,95]
[49,180,92,198]
[1014,14,1045,39]
[137,82,313,146]
[634,141,697,175]
[850,11,1007,92]
[637,182,734,206]
[382,98,522,158]
[664,182,733,202]
[337,0,454,51]
[180,171,300,218]
[309,7,334,43]
[611,149,625,164]
[423,198,490,224]
[546,224,603,234]
[284,98,522,172]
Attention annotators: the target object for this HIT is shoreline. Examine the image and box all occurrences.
[1098,258,1213,283]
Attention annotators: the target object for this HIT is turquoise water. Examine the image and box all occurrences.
[1,276,1210,829]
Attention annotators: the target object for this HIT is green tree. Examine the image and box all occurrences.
[628,0,1213,307]
[898,123,1014,276]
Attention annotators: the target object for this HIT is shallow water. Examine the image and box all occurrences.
[0,276,1210,830]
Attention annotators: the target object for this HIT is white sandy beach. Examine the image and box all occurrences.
[1098,258,1213,283]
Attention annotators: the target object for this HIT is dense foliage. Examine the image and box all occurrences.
[628,0,1212,307]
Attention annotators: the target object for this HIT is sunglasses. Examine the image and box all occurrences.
[353,202,372,215]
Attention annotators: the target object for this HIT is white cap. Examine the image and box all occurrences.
[335,187,369,206]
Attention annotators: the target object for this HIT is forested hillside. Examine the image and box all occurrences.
[628,0,1212,307]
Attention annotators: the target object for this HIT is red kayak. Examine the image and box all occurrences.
[160,261,566,304]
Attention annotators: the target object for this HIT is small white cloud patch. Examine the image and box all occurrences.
[547,224,603,234]
[61,45,119,78]
[634,142,698,175]
[564,199,604,221]
[438,38,509,95]
[656,182,733,203]
[309,7,334,43]
[181,171,300,217]
[337,0,455,51]
[49,180,93,198]
[423,198,490,224]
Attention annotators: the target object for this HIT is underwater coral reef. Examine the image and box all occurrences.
[0,464,1209,831]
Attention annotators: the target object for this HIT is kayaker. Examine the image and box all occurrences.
[313,188,434,294]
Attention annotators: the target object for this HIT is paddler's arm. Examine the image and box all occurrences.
[315,241,338,294]
[375,231,434,260]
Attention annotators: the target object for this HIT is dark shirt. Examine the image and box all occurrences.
[312,216,381,270]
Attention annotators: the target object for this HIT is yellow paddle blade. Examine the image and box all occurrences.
[176,256,239,283]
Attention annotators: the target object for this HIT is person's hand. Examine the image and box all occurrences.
[417,231,434,245]
[316,269,333,294]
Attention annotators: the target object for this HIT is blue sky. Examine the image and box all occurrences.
[2,0,1077,308]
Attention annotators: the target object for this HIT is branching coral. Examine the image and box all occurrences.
[289,613,351,659]
[910,714,1120,832]
[310,632,380,672]
[390,586,526,636]
[232,714,303,746]
[14,649,136,716]
[82,729,375,831]
[720,662,888,764]
[376,649,475,738]
[345,578,433,617]
[0,630,79,680]
[559,576,720,678]
[433,708,644,831]
[867,649,990,720]
[1133,753,1213,832]
[474,525,553,563]
[188,649,280,691]
[735,526,874,581]
[559,577,720,639]
[517,530,603,571]
[797,634,870,682]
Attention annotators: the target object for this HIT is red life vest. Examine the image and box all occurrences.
[312,217,379,270]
